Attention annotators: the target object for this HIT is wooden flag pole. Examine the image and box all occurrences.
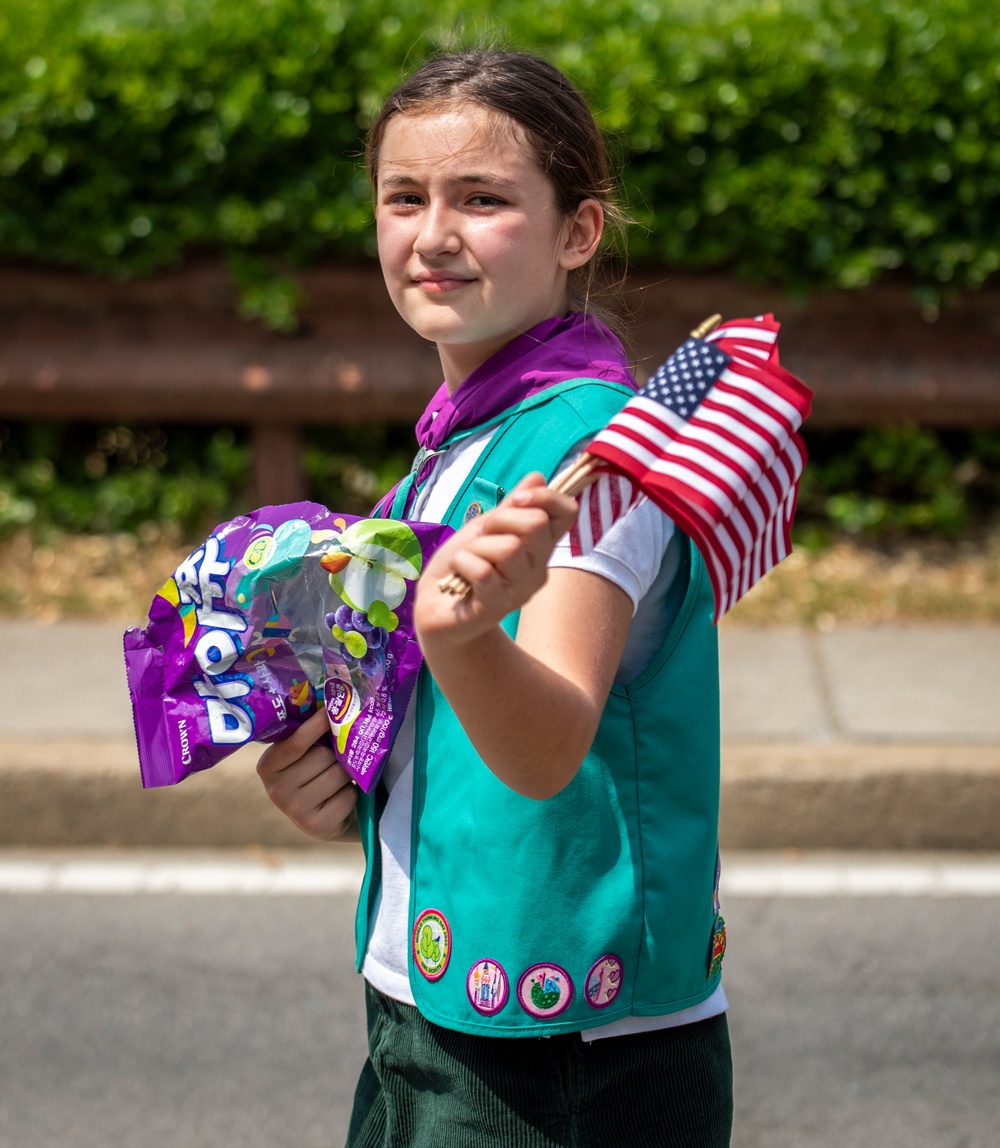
[438,315,722,598]
[690,313,724,340]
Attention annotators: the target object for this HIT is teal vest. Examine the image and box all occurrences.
[356,379,725,1037]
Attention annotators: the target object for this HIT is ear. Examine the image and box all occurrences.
[558,199,604,271]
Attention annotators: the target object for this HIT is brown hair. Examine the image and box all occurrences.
[365,49,629,334]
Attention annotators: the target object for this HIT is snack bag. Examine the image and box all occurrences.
[124,502,452,793]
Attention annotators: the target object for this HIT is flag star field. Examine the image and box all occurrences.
[644,338,731,419]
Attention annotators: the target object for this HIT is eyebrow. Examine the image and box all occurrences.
[379,173,519,191]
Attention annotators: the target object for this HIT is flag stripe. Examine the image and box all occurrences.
[718,367,805,427]
[621,400,767,478]
[624,399,783,478]
[597,406,796,522]
[568,472,641,555]
[592,433,738,516]
[603,418,757,507]
[588,426,806,620]
[573,315,812,620]
[706,387,797,450]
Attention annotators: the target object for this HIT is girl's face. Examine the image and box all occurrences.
[375,104,602,390]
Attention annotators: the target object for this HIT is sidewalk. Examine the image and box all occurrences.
[2,620,998,850]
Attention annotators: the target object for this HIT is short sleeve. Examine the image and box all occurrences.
[549,453,674,613]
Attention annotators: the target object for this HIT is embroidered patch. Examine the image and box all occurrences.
[467,959,509,1016]
[413,909,451,981]
[463,501,483,525]
[585,954,624,1009]
[708,915,727,979]
[517,963,573,1019]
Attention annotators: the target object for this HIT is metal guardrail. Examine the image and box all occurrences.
[1,264,997,503]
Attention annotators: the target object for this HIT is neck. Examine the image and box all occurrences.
[438,299,573,394]
[438,335,514,394]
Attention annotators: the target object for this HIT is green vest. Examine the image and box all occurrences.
[356,379,725,1036]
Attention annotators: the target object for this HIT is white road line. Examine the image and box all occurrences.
[1,855,1000,895]
[720,859,1000,897]
[0,857,365,895]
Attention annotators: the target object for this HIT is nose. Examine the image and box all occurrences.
[413,199,460,258]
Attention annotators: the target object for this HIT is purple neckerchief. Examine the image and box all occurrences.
[374,312,637,517]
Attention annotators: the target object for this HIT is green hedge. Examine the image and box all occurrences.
[0,420,414,539]
[2,420,998,544]
[1,0,998,324]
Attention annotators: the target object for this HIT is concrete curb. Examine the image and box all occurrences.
[720,743,1000,850]
[0,742,312,850]
[4,619,998,850]
[3,738,998,851]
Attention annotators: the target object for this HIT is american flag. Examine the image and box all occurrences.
[568,472,644,555]
[571,314,813,621]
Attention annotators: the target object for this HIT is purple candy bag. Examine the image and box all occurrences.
[124,502,452,793]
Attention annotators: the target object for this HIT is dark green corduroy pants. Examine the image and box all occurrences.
[346,984,733,1148]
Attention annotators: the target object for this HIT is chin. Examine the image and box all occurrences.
[406,314,491,348]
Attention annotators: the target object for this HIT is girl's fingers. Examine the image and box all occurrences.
[474,507,557,545]
[420,472,580,629]
[257,708,331,777]
[256,709,359,841]
[445,531,551,615]
[284,763,358,839]
[486,477,578,535]
[257,709,339,807]
[423,514,488,577]
[455,533,545,590]
[269,755,344,810]
[447,547,515,595]
[426,475,576,582]
[458,532,524,567]
[446,478,576,565]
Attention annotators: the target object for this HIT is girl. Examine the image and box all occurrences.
[257,49,733,1148]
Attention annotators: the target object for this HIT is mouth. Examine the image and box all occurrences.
[413,273,475,294]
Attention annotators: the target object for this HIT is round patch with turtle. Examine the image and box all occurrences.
[585,954,624,1009]
[412,909,451,981]
[516,963,573,1019]
[467,959,509,1017]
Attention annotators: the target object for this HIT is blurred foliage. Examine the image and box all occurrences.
[1,0,997,545]
[1,420,998,545]
[227,253,305,333]
[301,421,415,514]
[0,420,413,541]
[0,0,998,325]
[0,422,252,538]
[796,427,1000,544]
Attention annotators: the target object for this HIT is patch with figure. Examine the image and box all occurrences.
[708,915,727,979]
[463,501,483,524]
[517,963,573,1019]
[467,959,509,1016]
[585,954,624,1009]
[412,909,451,981]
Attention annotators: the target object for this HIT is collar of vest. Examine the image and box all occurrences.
[383,376,633,522]
[437,376,632,450]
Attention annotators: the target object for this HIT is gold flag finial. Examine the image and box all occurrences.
[690,313,723,339]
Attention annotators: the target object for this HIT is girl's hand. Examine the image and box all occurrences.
[411,471,631,799]
[415,472,577,645]
[256,709,359,842]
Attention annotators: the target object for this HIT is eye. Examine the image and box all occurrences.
[385,192,424,207]
[468,193,506,208]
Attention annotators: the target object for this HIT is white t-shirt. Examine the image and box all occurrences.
[362,426,727,1038]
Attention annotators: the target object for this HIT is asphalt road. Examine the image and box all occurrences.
[2,870,998,1148]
